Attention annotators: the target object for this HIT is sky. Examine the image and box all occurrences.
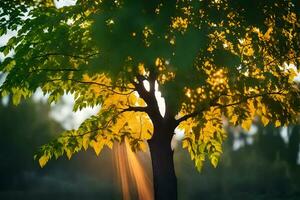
[33,88,100,130]
[54,0,77,8]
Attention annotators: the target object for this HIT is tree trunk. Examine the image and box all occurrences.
[147,126,177,200]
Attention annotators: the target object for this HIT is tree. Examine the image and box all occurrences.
[1,0,300,199]
[0,100,60,190]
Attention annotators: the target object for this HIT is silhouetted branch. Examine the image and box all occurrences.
[47,78,135,95]
[31,68,81,72]
[120,106,148,114]
[176,91,286,125]
[32,52,100,60]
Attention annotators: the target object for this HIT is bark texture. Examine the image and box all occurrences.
[148,124,177,200]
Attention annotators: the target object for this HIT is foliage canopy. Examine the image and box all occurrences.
[1,0,300,170]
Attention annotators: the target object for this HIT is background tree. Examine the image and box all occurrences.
[1,0,300,199]
[177,122,300,200]
[0,100,58,191]
[0,100,120,200]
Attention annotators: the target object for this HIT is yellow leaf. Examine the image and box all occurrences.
[182,140,189,149]
[211,156,218,168]
[275,120,281,127]
[248,101,256,116]
[263,27,273,41]
[261,104,267,115]
[155,57,163,66]
[91,140,104,156]
[261,116,269,126]
[241,119,252,131]
[139,142,147,152]
[106,140,113,149]
[288,69,297,83]
[65,149,72,160]
[128,93,138,105]
[212,140,222,153]
[82,134,89,151]
[138,63,146,75]
[137,98,146,106]
[230,115,238,125]
[39,155,49,168]
[195,158,203,171]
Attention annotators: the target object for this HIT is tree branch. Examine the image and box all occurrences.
[214,91,285,109]
[60,109,125,139]
[31,68,81,72]
[175,91,286,125]
[32,52,100,60]
[47,78,135,95]
[63,106,148,139]
[132,74,162,121]
[119,106,148,114]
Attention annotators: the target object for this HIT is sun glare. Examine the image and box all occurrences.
[113,140,153,200]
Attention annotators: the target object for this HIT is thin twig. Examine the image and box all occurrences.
[31,52,100,60]
[47,78,135,95]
